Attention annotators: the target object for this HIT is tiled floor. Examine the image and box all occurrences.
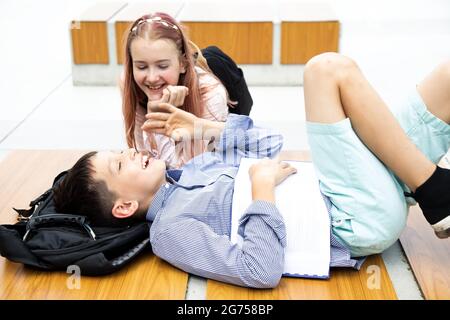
[1,0,450,299]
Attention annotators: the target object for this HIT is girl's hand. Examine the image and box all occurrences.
[142,103,200,142]
[249,158,297,187]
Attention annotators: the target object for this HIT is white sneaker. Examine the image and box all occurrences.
[432,215,450,239]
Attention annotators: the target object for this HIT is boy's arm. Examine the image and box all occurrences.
[211,114,283,166]
[150,160,295,288]
[144,104,283,166]
[150,200,286,289]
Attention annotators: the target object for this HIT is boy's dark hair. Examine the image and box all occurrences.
[53,151,129,227]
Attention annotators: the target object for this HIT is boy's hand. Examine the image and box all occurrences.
[142,103,199,142]
[249,158,297,204]
[249,158,297,186]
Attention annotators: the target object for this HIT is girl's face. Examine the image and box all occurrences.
[131,37,186,101]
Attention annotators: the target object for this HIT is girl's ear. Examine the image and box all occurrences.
[180,64,187,74]
[179,55,187,74]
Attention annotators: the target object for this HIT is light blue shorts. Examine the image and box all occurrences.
[307,89,450,257]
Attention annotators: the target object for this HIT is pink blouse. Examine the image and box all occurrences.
[134,67,229,168]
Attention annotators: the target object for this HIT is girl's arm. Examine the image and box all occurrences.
[199,72,229,122]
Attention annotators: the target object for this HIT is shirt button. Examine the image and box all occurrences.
[332,219,344,227]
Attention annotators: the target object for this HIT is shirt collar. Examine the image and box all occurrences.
[146,170,182,222]
[166,169,183,182]
[146,184,167,222]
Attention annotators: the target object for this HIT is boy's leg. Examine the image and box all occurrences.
[304,54,409,256]
[304,53,450,238]
[406,61,450,238]
[417,61,450,125]
[304,53,435,191]
[304,88,408,256]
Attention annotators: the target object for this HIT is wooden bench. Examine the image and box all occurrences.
[71,2,127,65]
[0,150,399,299]
[0,150,187,299]
[207,254,395,299]
[178,0,274,65]
[206,150,397,300]
[113,1,184,65]
[399,156,450,300]
[280,1,339,64]
[70,0,340,85]
[71,2,128,85]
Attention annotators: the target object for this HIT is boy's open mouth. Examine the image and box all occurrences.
[142,155,152,169]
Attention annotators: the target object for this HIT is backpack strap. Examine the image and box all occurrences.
[12,188,53,221]
[12,171,68,222]
[23,214,96,241]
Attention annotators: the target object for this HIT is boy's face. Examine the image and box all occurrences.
[91,149,166,207]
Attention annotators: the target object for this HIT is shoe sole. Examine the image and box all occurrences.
[435,229,450,239]
[433,215,450,239]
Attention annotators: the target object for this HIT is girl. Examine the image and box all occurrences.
[120,12,229,168]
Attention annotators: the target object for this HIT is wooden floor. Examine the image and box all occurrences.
[399,157,450,300]
[0,150,408,300]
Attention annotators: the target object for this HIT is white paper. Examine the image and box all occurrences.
[231,158,330,278]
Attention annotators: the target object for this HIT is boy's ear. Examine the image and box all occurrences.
[112,199,139,219]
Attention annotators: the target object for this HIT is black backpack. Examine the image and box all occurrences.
[0,171,151,276]
[202,46,253,116]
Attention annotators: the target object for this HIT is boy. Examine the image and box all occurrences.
[54,53,450,288]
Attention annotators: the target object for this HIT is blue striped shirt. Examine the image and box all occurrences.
[147,114,364,288]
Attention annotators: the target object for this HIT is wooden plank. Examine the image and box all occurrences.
[70,2,126,65]
[281,21,339,64]
[115,21,132,65]
[117,21,274,65]
[0,150,188,299]
[207,150,396,299]
[207,255,396,299]
[112,1,184,65]
[0,253,186,299]
[182,22,273,64]
[399,158,450,300]
[71,22,109,64]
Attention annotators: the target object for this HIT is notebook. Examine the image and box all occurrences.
[231,158,331,279]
